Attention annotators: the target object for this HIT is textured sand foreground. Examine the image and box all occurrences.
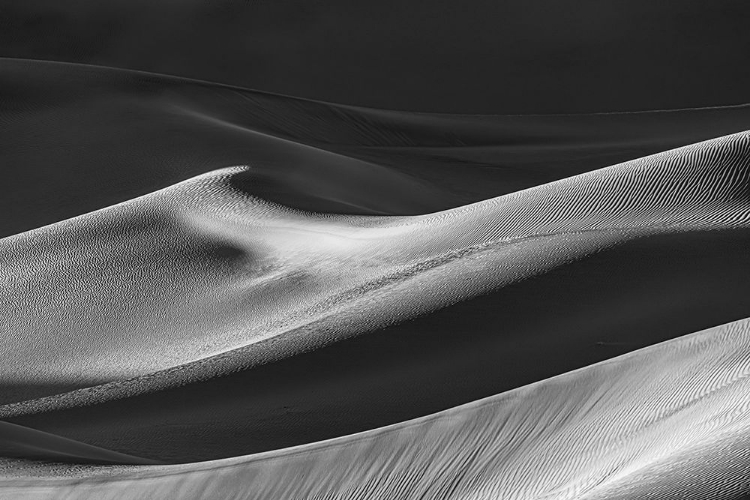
[2,318,750,499]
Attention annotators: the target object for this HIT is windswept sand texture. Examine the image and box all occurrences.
[2,3,750,496]
[4,317,750,499]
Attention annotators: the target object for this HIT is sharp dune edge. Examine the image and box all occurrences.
[1,132,748,406]
[0,421,160,466]
[1,126,750,498]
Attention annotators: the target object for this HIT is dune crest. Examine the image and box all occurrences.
[1,59,750,498]
[0,421,159,466]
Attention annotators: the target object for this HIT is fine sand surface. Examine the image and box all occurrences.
[0,107,750,500]
[1,318,749,499]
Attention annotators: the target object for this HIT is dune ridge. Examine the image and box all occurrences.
[3,0,750,113]
[0,422,159,466]
[3,2,750,497]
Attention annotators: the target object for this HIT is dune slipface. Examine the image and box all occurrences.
[1,105,750,500]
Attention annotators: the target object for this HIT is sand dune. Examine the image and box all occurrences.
[0,421,158,466]
[2,318,749,499]
[3,58,750,237]
[1,49,750,499]
[3,131,749,395]
[2,0,750,113]
[0,129,749,474]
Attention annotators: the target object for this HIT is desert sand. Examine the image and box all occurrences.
[2,2,750,497]
[3,318,750,499]
[1,89,750,496]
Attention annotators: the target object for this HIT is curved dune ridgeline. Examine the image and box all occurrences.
[1,0,749,114]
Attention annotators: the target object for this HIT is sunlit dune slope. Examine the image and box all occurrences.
[2,318,749,500]
[1,132,748,463]
[3,58,750,237]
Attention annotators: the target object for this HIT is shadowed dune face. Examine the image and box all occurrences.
[5,229,750,463]
[0,421,159,466]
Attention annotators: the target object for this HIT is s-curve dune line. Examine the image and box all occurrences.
[1,132,748,400]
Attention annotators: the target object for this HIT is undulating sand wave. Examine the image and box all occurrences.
[1,57,750,498]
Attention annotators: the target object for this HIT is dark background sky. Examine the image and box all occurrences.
[1,0,749,113]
